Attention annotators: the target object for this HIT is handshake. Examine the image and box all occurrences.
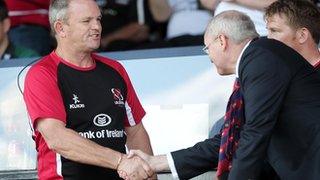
[117,150,169,180]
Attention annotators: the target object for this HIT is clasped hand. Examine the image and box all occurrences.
[117,152,155,180]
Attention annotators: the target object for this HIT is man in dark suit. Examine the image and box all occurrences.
[126,9,320,180]
[209,0,320,141]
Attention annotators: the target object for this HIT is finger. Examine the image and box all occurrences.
[129,172,140,180]
[118,170,128,179]
[128,150,146,160]
[140,159,154,177]
[137,168,149,180]
[131,150,147,160]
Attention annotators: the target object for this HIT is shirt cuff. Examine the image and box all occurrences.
[167,152,179,179]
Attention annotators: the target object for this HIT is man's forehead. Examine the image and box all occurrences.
[204,32,215,42]
[67,1,101,18]
[68,0,99,11]
[267,13,289,23]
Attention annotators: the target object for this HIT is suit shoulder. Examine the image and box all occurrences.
[250,38,288,51]
[249,38,302,59]
[246,38,307,66]
[240,38,313,80]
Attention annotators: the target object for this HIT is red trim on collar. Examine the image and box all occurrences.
[314,60,320,69]
[50,51,96,71]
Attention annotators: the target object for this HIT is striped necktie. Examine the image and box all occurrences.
[217,77,245,179]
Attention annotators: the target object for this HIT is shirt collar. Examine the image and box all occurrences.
[314,59,320,69]
[236,40,252,77]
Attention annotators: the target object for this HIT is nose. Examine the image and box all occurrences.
[91,19,102,31]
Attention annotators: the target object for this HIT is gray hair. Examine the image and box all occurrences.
[49,0,72,34]
[206,10,259,44]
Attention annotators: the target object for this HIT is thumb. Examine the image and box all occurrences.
[128,149,147,160]
[127,149,139,158]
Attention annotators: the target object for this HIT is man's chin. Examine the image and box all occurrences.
[89,44,101,51]
[217,69,233,76]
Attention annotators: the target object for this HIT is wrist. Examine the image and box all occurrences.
[149,156,158,172]
[115,153,124,170]
[150,155,168,172]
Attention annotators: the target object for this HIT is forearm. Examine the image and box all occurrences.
[231,0,276,10]
[137,137,220,179]
[128,150,170,173]
[150,154,170,172]
[166,136,220,179]
[126,123,153,155]
[129,135,220,179]
[39,120,122,169]
[126,123,156,178]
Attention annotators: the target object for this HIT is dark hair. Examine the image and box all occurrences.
[265,0,320,44]
[0,0,8,21]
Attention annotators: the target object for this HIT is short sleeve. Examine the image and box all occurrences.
[23,65,66,130]
[117,63,145,127]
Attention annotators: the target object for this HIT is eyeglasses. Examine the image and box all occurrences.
[202,44,211,55]
[202,35,220,55]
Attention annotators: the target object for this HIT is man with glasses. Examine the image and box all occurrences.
[126,9,320,180]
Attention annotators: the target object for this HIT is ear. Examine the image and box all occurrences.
[218,34,228,51]
[3,18,10,33]
[54,20,67,38]
[296,27,309,44]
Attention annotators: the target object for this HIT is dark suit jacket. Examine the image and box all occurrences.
[171,38,320,180]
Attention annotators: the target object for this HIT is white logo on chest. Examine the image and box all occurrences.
[69,94,85,109]
[93,114,112,127]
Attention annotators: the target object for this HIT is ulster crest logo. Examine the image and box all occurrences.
[111,88,125,106]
